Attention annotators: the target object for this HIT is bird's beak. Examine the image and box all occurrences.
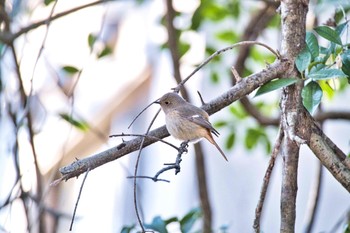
[154,99,160,104]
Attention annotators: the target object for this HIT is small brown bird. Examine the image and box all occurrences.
[155,92,228,161]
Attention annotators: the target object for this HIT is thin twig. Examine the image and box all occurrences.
[253,127,284,232]
[109,133,178,150]
[127,176,170,183]
[231,66,242,83]
[133,108,161,232]
[128,141,188,182]
[127,100,158,129]
[26,2,58,231]
[173,41,280,92]
[197,91,206,105]
[69,167,90,231]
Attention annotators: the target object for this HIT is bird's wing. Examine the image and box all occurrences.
[176,103,221,137]
[188,114,220,137]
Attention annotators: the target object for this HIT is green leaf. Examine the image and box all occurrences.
[164,217,178,225]
[314,26,342,45]
[225,133,235,150]
[214,120,227,128]
[120,224,136,233]
[179,41,190,58]
[230,0,240,18]
[244,128,261,150]
[255,78,298,97]
[295,48,312,72]
[59,113,89,131]
[44,0,56,5]
[335,21,348,35]
[88,33,97,49]
[267,14,281,28]
[191,4,203,30]
[341,50,350,77]
[210,72,219,83]
[98,46,113,58]
[229,104,248,119]
[201,3,229,21]
[308,68,347,80]
[144,216,168,233]
[180,208,202,233]
[215,30,238,43]
[62,65,80,75]
[305,32,319,58]
[244,128,271,153]
[302,81,323,114]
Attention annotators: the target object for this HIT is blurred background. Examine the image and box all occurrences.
[0,0,349,232]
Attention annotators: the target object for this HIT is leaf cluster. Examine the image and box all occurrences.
[121,207,202,233]
[296,22,350,114]
[255,21,350,114]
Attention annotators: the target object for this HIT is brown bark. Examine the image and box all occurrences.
[279,1,309,232]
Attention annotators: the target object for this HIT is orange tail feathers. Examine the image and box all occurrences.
[205,133,228,161]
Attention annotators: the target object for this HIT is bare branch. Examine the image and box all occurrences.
[132,109,161,232]
[173,41,281,93]
[233,3,280,128]
[315,111,350,122]
[109,133,179,151]
[306,120,350,191]
[303,161,323,233]
[70,168,90,231]
[128,141,188,183]
[254,127,284,232]
[240,97,279,126]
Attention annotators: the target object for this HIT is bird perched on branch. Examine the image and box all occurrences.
[155,92,228,161]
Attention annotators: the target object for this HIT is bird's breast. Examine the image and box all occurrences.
[165,111,207,142]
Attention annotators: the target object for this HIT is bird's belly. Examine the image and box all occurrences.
[165,112,206,142]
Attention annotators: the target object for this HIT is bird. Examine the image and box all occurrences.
[155,92,228,161]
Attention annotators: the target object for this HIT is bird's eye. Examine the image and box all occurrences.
[165,101,169,105]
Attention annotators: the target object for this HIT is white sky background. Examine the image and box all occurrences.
[0,0,350,233]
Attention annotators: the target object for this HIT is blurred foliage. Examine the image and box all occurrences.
[59,113,90,131]
[121,207,203,233]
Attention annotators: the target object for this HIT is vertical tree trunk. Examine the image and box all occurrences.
[279,1,309,232]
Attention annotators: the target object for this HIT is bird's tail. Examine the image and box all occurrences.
[205,134,228,161]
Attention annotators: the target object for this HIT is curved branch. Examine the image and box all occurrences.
[173,41,281,92]
[57,59,290,182]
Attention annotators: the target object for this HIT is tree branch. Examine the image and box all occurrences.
[298,110,350,191]
[254,127,284,232]
[58,59,291,182]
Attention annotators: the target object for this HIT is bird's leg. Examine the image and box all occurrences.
[163,141,189,175]
[179,140,189,154]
